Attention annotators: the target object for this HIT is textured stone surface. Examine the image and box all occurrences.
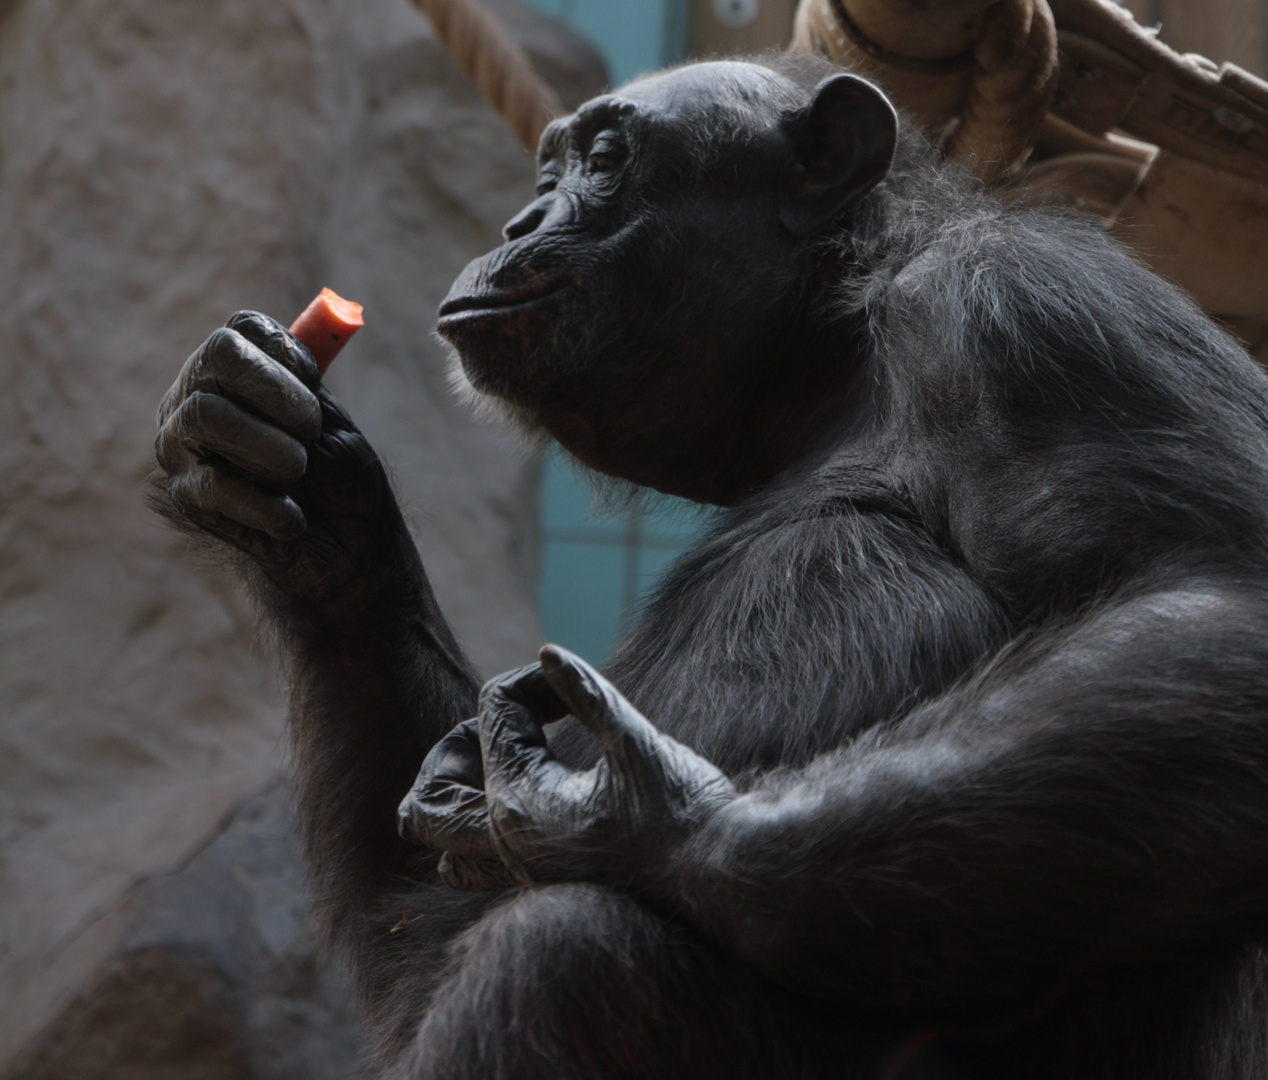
[8,787,368,1080]
[0,0,602,1071]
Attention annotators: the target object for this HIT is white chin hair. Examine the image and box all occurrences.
[441,341,548,450]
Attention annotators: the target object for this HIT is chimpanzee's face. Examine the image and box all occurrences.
[436,62,896,489]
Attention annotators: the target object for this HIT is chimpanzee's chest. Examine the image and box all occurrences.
[581,494,1012,777]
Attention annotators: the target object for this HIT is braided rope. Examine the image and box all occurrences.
[792,0,1059,182]
[411,0,564,152]
[943,0,1059,181]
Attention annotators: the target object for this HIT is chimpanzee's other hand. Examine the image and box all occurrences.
[154,311,394,602]
[397,646,737,891]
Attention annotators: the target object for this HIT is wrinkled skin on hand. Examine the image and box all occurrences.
[398,645,738,892]
[154,311,394,603]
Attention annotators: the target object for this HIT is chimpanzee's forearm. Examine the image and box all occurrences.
[661,580,1268,1009]
[264,504,481,953]
[150,314,497,1044]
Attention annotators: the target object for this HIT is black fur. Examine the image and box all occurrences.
[154,55,1268,1079]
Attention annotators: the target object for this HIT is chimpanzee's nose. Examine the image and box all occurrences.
[503,192,574,240]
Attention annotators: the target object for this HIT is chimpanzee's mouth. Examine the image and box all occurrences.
[437,279,570,321]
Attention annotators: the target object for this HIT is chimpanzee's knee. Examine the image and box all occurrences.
[401,882,906,1080]
[403,884,679,1079]
[401,883,776,1080]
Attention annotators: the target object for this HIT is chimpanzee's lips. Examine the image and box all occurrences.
[437,279,570,323]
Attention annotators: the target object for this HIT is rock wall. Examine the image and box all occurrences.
[0,0,602,1072]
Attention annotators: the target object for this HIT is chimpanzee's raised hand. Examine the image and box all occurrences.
[154,311,396,603]
[397,646,737,890]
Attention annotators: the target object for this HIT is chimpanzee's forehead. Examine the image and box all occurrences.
[622,62,792,108]
[537,62,796,164]
[577,62,794,128]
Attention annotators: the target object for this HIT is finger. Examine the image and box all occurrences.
[497,662,570,724]
[157,375,186,429]
[477,671,553,782]
[422,717,485,788]
[196,512,284,562]
[538,645,660,755]
[398,782,496,858]
[158,392,308,487]
[197,328,322,442]
[160,327,322,442]
[398,720,496,856]
[477,673,585,819]
[226,310,321,391]
[168,463,306,540]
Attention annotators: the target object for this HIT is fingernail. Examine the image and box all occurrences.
[539,644,563,670]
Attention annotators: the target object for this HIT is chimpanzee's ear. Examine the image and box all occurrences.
[779,74,898,236]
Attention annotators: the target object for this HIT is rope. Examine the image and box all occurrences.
[943,0,1059,181]
[411,0,564,152]
[791,0,1059,182]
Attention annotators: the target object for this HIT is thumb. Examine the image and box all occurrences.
[538,645,658,757]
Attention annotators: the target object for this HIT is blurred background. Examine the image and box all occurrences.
[0,0,1265,1076]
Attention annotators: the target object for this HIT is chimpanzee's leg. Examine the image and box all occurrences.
[399,883,911,1080]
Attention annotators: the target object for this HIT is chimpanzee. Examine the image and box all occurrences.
[153,53,1268,1079]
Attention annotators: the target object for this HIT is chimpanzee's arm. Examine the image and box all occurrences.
[152,313,484,994]
[408,513,1268,1006]
[399,498,1012,889]
[662,576,1268,1007]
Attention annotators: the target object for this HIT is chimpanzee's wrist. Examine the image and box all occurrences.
[264,502,428,642]
[647,794,744,916]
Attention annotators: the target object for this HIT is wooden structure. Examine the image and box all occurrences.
[792,0,1268,360]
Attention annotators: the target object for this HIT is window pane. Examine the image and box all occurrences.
[520,0,689,86]
[537,448,710,664]
[539,449,626,541]
[537,539,627,662]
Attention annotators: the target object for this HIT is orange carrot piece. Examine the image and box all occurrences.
[290,287,365,375]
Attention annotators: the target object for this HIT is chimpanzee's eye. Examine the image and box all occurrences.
[535,166,561,196]
[585,135,625,178]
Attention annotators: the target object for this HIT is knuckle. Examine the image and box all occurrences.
[479,663,536,708]
[154,425,188,473]
[277,443,308,484]
[478,677,510,711]
[184,390,217,432]
[168,470,210,513]
[156,382,184,427]
[226,310,283,351]
[198,329,250,382]
[194,466,219,501]
[166,475,192,510]
[225,310,261,331]
[205,326,244,358]
[273,497,307,539]
[487,795,524,833]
